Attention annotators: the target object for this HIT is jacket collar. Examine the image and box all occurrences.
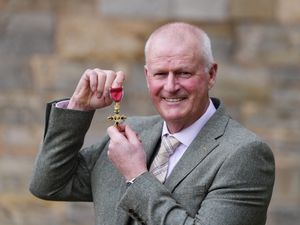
[164,98,230,191]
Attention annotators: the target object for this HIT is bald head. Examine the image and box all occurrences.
[144,22,214,66]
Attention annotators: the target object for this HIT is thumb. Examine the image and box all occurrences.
[124,125,141,145]
[107,125,126,142]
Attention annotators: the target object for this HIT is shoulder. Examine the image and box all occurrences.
[211,98,274,162]
[212,98,271,151]
[219,117,275,174]
[225,118,266,147]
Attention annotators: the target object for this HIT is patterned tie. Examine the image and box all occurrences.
[150,135,181,183]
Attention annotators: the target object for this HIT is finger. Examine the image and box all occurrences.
[115,124,126,133]
[103,70,117,97]
[94,69,106,98]
[86,69,98,92]
[107,125,126,142]
[73,69,91,95]
[112,71,126,88]
[124,125,141,145]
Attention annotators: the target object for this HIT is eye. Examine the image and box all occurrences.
[153,72,168,79]
[177,71,192,78]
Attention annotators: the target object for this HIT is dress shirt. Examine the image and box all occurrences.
[55,100,69,109]
[162,99,216,177]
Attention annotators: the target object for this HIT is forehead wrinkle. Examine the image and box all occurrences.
[147,56,200,74]
[147,37,202,65]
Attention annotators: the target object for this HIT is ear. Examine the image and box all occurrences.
[208,63,217,90]
[144,65,150,89]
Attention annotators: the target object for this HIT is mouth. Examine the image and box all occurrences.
[163,97,186,103]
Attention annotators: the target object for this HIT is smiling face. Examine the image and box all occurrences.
[144,30,217,133]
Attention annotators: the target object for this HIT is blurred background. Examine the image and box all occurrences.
[0,0,299,224]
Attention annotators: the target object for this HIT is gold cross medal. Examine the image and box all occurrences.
[107,86,127,127]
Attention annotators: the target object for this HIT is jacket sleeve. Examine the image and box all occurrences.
[29,101,104,201]
[118,141,275,225]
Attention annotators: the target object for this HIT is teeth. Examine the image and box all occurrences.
[164,98,182,102]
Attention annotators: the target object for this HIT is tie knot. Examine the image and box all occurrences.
[162,135,180,156]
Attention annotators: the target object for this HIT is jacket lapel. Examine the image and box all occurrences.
[139,119,164,166]
[164,102,230,192]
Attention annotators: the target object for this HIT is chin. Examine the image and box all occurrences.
[161,111,186,122]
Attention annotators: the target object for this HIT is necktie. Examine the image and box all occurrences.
[150,135,181,183]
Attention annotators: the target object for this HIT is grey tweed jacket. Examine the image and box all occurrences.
[30,98,275,225]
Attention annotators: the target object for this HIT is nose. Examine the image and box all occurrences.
[164,73,178,92]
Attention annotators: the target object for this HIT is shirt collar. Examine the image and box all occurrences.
[162,99,216,147]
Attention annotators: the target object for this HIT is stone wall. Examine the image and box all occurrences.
[0,0,299,224]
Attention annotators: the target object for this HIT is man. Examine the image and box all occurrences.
[30,22,275,225]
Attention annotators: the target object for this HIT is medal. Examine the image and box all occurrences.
[108,86,127,126]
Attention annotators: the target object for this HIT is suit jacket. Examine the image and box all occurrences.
[30,98,275,225]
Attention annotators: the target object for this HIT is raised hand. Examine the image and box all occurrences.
[68,69,125,111]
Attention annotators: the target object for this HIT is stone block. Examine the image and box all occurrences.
[0,11,54,91]
[235,24,300,66]
[0,193,94,225]
[237,66,300,142]
[56,15,157,62]
[0,125,42,156]
[272,155,300,205]
[0,91,44,125]
[30,55,133,99]
[0,0,6,10]
[0,11,54,57]
[230,0,275,21]
[173,0,229,21]
[0,58,32,91]
[30,55,85,96]
[0,0,96,13]
[0,157,34,192]
[99,0,229,21]
[277,0,300,24]
[0,0,47,10]
[122,62,156,115]
[211,63,274,127]
[99,0,171,19]
[66,202,95,225]
[271,67,300,108]
[212,63,272,103]
[197,23,234,62]
[267,206,300,225]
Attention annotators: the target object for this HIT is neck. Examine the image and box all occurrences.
[166,99,211,134]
